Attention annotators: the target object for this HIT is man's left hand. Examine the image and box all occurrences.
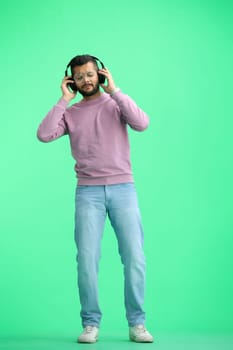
[98,68,117,94]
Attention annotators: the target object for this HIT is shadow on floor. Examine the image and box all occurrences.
[0,333,233,350]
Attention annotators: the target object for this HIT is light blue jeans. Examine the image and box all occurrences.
[74,183,146,327]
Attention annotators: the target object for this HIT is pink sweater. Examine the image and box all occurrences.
[37,90,149,185]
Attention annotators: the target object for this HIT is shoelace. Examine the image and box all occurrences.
[84,326,95,333]
[135,325,147,334]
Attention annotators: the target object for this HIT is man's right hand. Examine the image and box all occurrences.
[61,76,77,102]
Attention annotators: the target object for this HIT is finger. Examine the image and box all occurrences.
[63,76,73,80]
[100,83,107,89]
[62,78,74,85]
[98,68,109,74]
[98,71,107,77]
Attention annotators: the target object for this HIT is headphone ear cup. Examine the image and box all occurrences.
[98,72,105,84]
[68,80,78,91]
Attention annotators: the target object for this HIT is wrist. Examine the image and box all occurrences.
[62,95,72,102]
[110,87,120,96]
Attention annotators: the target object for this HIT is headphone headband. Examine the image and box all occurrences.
[65,55,105,74]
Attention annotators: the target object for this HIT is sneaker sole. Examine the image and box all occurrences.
[77,335,98,344]
[130,336,154,343]
[77,339,98,343]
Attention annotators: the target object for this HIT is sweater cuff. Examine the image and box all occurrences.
[57,97,69,109]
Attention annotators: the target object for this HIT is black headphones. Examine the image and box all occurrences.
[65,55,106,91]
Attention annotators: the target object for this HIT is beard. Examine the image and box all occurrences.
[77,82,100,97]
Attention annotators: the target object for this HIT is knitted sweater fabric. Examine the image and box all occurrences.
[37,90,149,185]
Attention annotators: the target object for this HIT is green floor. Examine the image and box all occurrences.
[1,333,233,350]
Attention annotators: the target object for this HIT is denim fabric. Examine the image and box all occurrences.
[74,183,146,327]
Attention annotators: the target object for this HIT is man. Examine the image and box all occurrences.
[37,54,153,343]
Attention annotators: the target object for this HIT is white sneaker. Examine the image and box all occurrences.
[129,324,154,342]
[77,326,99,343]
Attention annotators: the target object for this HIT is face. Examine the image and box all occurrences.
[72,61,100,97]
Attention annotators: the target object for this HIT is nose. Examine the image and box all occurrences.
[83,74,91,83]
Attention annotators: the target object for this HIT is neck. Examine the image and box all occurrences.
[83,90,102,101]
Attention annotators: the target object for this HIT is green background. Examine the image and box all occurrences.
[0,0,233,344]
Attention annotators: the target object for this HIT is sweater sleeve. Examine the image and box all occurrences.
[111,90,149,131]
[37,98,69,142]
